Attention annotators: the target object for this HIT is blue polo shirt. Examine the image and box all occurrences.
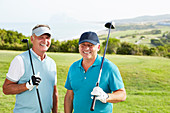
[65,55,124,113]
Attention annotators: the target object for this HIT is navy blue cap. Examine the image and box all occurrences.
[79,31,100,45]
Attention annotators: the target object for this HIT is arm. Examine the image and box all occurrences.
[3,72,41,95]
[64,90,74,113]
[107,88,126,103]
[3,78,28,95]
[52,85,58,113]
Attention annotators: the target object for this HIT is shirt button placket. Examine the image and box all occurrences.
[83,71,86,80]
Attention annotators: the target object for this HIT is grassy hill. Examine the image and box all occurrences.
[0,50,170,113]
[99,25,170,47]
[114,14,170,25]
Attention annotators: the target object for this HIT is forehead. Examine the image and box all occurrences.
[80,42,94,45]
[38,34,50,37]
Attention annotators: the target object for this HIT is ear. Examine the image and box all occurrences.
[30,35,34,43]
[97,44,100,52]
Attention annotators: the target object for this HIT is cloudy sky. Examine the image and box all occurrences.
[0,0,170,23]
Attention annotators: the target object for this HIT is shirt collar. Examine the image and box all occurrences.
[78,54,101,68]
[30,48,47,61]
[92,55,101,66]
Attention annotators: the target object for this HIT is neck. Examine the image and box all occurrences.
[32,48,46,61]
[82,55,97,72]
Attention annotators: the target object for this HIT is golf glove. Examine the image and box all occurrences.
[26,72,41,91]
[91,86,109,103]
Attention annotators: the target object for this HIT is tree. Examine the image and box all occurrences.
[151,39,164,46]
[102,38,121,54]
[140,36,145,39]
[132,35,136,38]
[117,42,134,55]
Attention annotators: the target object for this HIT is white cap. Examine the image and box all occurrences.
[32,27,51,36]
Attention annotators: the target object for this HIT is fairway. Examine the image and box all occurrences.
[0,50,170,113]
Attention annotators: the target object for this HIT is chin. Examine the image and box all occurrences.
[41,48,48,52]
[84,55,92,59]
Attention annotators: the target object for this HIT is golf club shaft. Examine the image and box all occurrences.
[90,24,112,111]
[26,41,43,113]
[36,89,43,113]
[27,42,35,75]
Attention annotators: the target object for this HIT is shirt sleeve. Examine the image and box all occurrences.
[6,55,25,82]
[55,66,57,85]
[109,64,124,91]
[64,69,72,90]
[51,60,57,85]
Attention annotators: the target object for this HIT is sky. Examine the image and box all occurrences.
[0,0,170,23]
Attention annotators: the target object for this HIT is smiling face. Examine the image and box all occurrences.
[79,42,100,61]
[31,33,51,57]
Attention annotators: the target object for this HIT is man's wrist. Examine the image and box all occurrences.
[106,93,109,102]
[26,80,34,91]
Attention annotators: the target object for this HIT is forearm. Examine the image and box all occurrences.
[3,82,28,95]
[107,88,126,103]
[52,98,58,113]
[64,95,73,113]
[52,86,58,113]
[64,99,73,113]
[64,90,74,113]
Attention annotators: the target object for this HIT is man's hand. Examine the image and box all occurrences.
[26,72,41,91]
[91,86,109,103]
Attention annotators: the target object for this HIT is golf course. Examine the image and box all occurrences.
[0,50,169,113]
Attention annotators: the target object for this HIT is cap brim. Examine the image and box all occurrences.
[35,30,51,36]
[79,40,98,45]
[32,27,51,37]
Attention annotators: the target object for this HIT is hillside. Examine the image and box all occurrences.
[98,14,170,48]
[114,14,170,25]
[98,24,170,47]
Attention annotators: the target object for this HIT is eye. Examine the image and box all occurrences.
[38,37,43,39]
[46,37,51,39]
[81,44,86,47]
[89,44,93,47]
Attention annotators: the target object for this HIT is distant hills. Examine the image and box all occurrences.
[114,14,170,25]
[0,14,170,41]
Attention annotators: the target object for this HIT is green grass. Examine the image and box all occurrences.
[0,50,170,113]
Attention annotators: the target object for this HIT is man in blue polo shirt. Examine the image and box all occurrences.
[64,31,126,113]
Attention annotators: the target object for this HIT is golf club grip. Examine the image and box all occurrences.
[90,82,99,111]
[36,89,43,113]
[90,95,97,111]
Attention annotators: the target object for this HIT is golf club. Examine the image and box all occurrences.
[90,21,115,111]
[22,39,43,113]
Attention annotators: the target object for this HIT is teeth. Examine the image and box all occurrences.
[84,51,90,54]
[40,44,47,46]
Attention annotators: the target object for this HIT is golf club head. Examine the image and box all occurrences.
[105,22,115,29]
[22,39,29,43]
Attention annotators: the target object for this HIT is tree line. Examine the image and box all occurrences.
[0,28,169,58]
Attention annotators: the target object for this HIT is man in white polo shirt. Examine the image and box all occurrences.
[2,24,58,113]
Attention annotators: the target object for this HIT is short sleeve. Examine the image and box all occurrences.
[6,55,25,82]
[109,64,124,91]
[52,60,57,85]
[54,74,57,85]
[64,70,72,90]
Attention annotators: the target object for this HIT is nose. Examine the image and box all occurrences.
[84,46,90,50]
[42,37,48,43]
[42,37,47,41]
